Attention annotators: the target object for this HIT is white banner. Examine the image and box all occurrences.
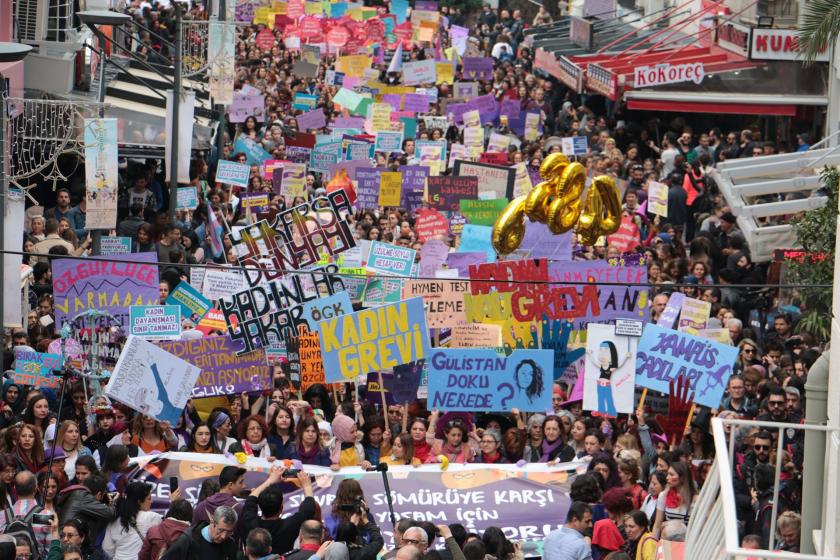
[84,118,119,229]
[3,191,25,328]
[208,22,236,105]
[165,91,195,184]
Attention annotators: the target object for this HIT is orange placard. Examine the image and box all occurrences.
[299,332,325,392]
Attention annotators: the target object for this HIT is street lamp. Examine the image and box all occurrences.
[0,43,33,336]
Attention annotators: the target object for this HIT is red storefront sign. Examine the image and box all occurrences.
[750,29,829,62]
[585,63,618,100]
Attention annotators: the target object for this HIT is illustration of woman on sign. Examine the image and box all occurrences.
[586,340,632,417]
[514,359,544,403]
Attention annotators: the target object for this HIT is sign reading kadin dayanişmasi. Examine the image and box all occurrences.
[366,241,416,276]
[129,305,182,339]
[52,252,160,328]
[634,323,738,409]
[582,323,637,417]
[156,335,272,398]
[402,279,469,328]
[166,281,212,324]
[13,348,62,389]
[84,119,119,229]
[426,349,553,412]
[105,336,201,424]
[216,159,251,188]
[319,297,430,381]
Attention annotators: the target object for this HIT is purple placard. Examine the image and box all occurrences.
[399,165,428,211]
[230,93,265,123]
[500,99,521,120]
[420,238,450,276]
[446,252,486,277]
[52,252,160,328]
[382,94,402,112]
[355,167,382,209]
[474,93,498,123]
[462,57,494,81]
[285,146,312,164]
[334,116,366,129]
[415,0,438,10]
[446,102,469,125]
[156,335,272,397]
[521,221,573,261]
[235,0,254,22]
[403,93,430,113]
[296,108,327,130]
[548,261,649,330]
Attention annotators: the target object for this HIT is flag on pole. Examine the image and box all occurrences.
[388,42,403,73]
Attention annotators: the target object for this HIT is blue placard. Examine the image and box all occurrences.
[293,93,319,111]
[366,240,416,276]
[319,297,430,382]
[634,324,738,409]
[301,292,353,332]
[458,224,496,263]
[176,186,200,210]
[100,236,132,255]
[129,305,182,339]
[166,282,212,324]
[216,160,250,188]
[375,131,404,153]
[310,140,343,172]
[427,349,554,412]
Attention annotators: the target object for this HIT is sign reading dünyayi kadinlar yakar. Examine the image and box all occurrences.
[634,62,704,88]
[318,297,431,382]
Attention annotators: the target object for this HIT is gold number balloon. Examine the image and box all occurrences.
[539,152,570,180]
[577,181,604,246]
[524,181,554,224]
[593,175,621,235]
[546,162,586,234]
[492,195,527,255]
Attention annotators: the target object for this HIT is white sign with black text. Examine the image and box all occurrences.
[634,62,705,88]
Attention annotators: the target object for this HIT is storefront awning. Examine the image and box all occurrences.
[626,98,797,116]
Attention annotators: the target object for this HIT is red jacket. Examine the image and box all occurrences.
[139,517,190,560]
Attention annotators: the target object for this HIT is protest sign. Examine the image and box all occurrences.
[419,239,450,276]
[99,237,132,255]
[427,349,553,411]
[355,168,382,209]
[427,176,478,211]
[298,332,325,392]
[366,241,416,276]
[561,136,588,156]
[216,160,251,188]
[648,181,669,217]
[106,336,201,424]
[167,282,212,324]
[656,292,685,328]
[375,131,404,152]
[452,160,515,200]
[230,92,265,122]
[277,163,307,199]
[458,225,495,263]
[129,305,182,339]
[346,141,374,161]
[176,186,199,210]
[699,328,732,345]
[402,280,469,327]
[301,292,353,332]
[370,103,393,132]
[202,268,246,300]
[635,324,738,408]
[520,222,572,260]
[52,253,160,328]
[296,108,327,130]
[677,297,711,335]
[454,81,479,99]
[403,60,437,85]
[156,335,272,398]
[380,361,424,403]
[450,323,502,347]
[13,349,61,388]
[415,209,449,241]
[460,199,508,226]
[310,141,343,172]
[378,171,403,206]
[582,324,637,417]
[461,57,494,80]
[400,165,428,211]
[319,298,430,381]
[362,278,404,306]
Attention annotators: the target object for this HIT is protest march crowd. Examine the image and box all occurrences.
[0,0,824,559]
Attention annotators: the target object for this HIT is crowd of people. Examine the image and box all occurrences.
[1,0,826,559]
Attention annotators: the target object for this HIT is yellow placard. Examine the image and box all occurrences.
[378,171,403,206]
[336,55,370,78]
[436,62,454,85]
[304,1,323,14]
[369,103,393,132]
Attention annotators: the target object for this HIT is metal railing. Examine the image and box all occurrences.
[685,417,840,560]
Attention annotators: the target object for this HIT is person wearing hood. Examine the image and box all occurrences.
[192,466,246,527]
[56,474,116,545]
[139,499,193,560]
[2,382,25,418]
[329,414,365,470]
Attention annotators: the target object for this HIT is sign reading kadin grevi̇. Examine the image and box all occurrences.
[634,62,704,87]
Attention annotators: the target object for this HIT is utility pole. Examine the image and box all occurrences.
[169,2,183,223]
[216,0,227,162]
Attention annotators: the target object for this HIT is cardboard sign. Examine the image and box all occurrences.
[156,335,272,398]
[106,336,201,424]
[366,241,416,276]
[635,324,738,409]
[561,136,588,156]
[129,305,182,339]
[167,282,212,324]
[427,176,478,211]
[415,208,449,241]
[656,293,685,328]
[615,319,644,337]
[216,160,251,188]
[298,332,325,392]
[677,297,711,335]
[319,298,430,381]
[202,269,246,300]
[13,349,62,388]
[648,181,668,217]
[452,160,515,200]
[460,199,509,226]
[378,171,403,206]
[402,280,469,328]
[450,324,502,347]
[427,349,553,412]
[375,131,404,152]
[582,323,637,417]
[403,60,437,85]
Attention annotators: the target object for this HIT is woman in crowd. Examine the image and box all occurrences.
[102,482,162,560]
[383,433,420,466]
[624,510,658,560]
[55,421,92,480]
[130,416,177,454]
[653,461,697,537]
[37,471,59,513]
[428,418,474,464]
[23,396,53,440]
[72,456,99,485]
[539,415,575,463]
[267,405,297,460]
[180,423,218,454]
[230,415,277,459]
[294,417,331,466]
[361,417,390,465]
[330,413,365,469]
[473,429,508,464]
[519,412,545,462]
[207,410,237,452]
[101,444,130,494]
[14,424,44,474]
[46,518,108,560]
[408,418,433,463]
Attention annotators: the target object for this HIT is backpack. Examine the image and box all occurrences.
[3,504,43,560]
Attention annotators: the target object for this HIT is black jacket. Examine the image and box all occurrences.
[240,494,317,555]
[56,485,116,543]
[161,523,237,560]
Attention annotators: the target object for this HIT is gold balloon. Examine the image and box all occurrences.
[577,184,604,246]
[539,153,570,182]
[592,175,621,236]
[524,181,554,224]
[546,162,586,234]
[492,195,527,255]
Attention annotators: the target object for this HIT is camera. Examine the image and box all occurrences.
[338,496,363,513]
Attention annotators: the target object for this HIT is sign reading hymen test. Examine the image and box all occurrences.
[319,298,430,381]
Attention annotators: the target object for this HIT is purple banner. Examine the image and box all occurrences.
[500,99,521,120]
[155,335,271,398]
[131,455,577,556]
[382,94,402,112]
[403,93,430,113]
[296,108,327,130]
[356,167,382,209]
[446,252,486,276]
[52,252,159,328]
[334,116,366,129]
[473,93,498,123]
[461,57,494,81]
[399,165,428,211]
